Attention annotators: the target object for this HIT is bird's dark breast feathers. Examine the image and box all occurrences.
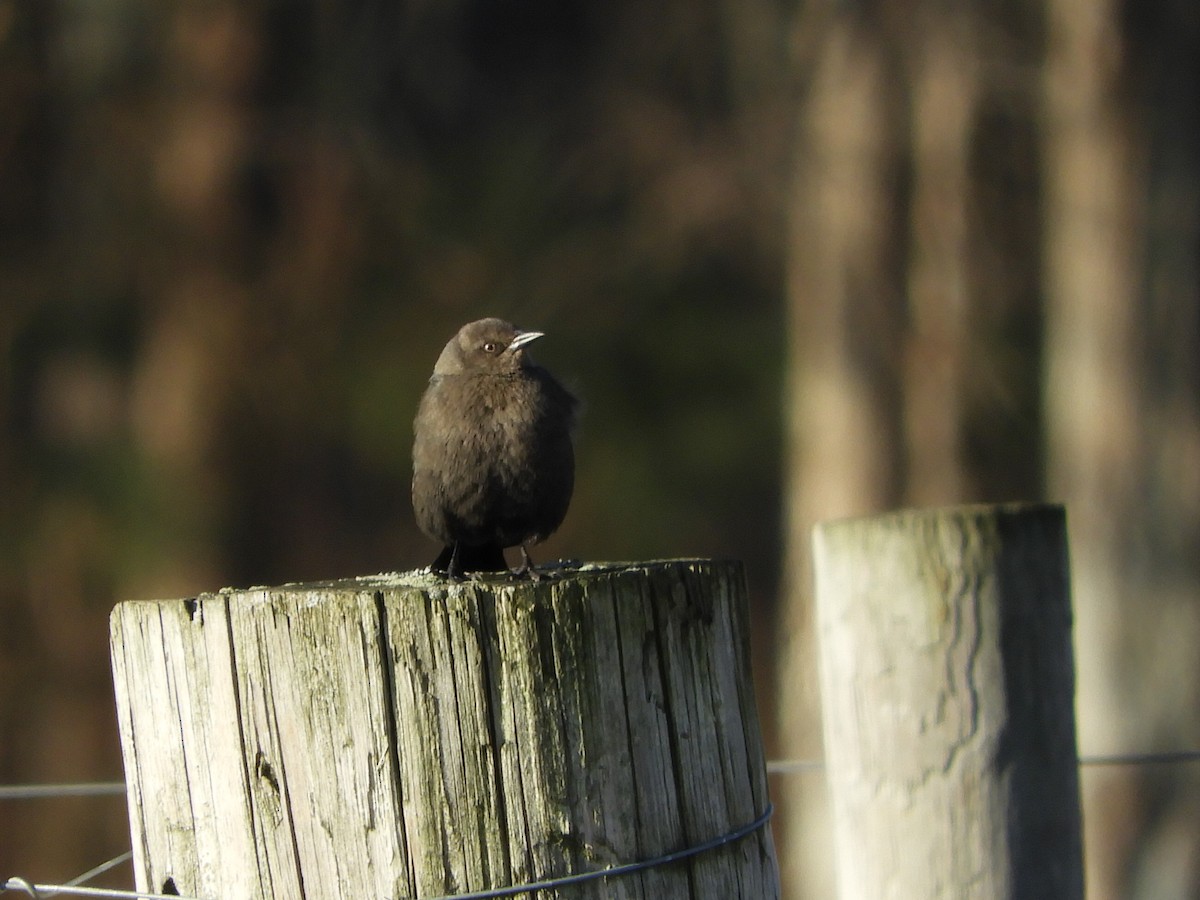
[412,371,574,548]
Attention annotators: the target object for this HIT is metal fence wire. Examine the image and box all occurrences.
[5,750,1200,900]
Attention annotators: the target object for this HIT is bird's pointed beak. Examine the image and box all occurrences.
[509,330,545,351]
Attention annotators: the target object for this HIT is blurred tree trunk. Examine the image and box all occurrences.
[779,3,1043,897]
[782,0,1200,893]
[779,14,905,897]
[1042,0,1141,895]
[129,5,261,598]
[1044,0,1200,896]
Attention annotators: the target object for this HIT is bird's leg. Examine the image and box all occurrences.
[510,545,542,581]
[508,547,537,580]
[446,542,463,581]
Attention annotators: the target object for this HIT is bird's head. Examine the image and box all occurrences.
[433,318,544,376]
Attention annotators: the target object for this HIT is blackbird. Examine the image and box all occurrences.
[411,318,578,579]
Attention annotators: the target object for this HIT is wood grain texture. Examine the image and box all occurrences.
[110,559,778,899]
[813,504,1083,900]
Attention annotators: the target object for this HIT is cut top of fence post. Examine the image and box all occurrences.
[109,559,779,900]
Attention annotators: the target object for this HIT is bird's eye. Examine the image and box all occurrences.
[482,341,501,354]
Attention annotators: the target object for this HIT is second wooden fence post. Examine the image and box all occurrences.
[814,503,1083,899]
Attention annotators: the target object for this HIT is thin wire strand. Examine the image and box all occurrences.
[5,750,1200,898]
[765,759,823,774]
[0,784,126,801]
[424,802,774,900]
[1079,750,1200,766]
[62,852,133,889]
[4,850,206,900]
[6,749,1200,801]
[765,749,1200,773]
[2,882,203,900]
[4,805,773,900]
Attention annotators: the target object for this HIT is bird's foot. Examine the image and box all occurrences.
[508,545,539,581]
[510,546,567,581]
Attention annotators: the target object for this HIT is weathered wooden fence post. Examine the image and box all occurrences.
[110,559,779,899]
[814,503,1084,899]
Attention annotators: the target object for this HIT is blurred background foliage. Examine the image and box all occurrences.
[2,0,789,885]
[2,0,1198,897]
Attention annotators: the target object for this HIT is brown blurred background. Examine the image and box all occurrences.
[1,1,1196,897]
